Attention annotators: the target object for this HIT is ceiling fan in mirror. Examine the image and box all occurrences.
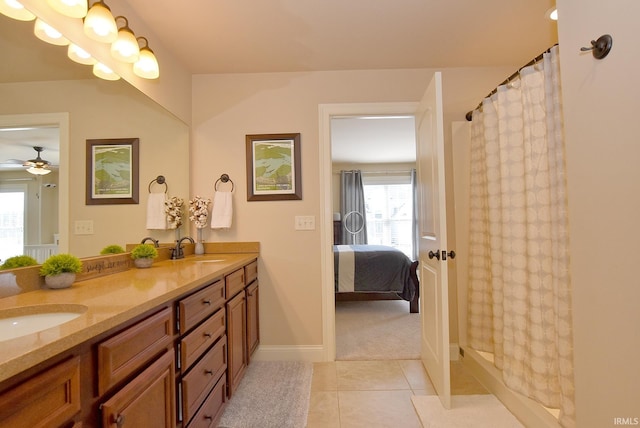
[23,146,53,175]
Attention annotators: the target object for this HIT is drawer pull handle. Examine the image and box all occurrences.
[205,369,213,375]
[204,415,213,421]
[203,299,211,305]
[113,414,125,427]
[204,332,212,338]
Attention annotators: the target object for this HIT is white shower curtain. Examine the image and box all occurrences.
[467,46,575,427]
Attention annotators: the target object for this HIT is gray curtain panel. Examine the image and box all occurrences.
[340,170,367,244]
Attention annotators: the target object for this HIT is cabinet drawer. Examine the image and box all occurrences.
[182,336,227,423]
[98,307,173,395]
[0,357,81,428]
[225,268,245,299]
[244,260,258,285]
[178,280,225,333]
[180,307,226,370]
[186,374,227,428]
[101,350,175,428]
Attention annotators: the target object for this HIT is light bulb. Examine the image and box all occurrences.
[84,1,117,43]
[0,0,36,21]
[34,18,70,46]
[93,62,120,81]
[68,43,97,65]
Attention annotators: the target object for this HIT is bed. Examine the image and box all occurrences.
[333,244,420,313]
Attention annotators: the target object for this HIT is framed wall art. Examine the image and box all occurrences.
[245,133,302,201]
[86,138,139,205]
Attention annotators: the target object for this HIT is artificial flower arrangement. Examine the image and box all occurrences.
[164,196,185,229]
[189,195,211,229]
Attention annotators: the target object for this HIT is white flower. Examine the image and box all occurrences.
[164,196,184,229]
[189,195,211,229]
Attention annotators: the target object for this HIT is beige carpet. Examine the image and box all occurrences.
[336,300,420,360]
[411,395,524,428]
[218,361,313,428]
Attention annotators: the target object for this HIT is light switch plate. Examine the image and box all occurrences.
[74,220,94,235]
[294,215,315,230]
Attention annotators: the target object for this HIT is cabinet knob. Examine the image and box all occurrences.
[204,415,213,421]
[204,332,212,338]
[205,369,213,375]
[113,414,125,427]
[202,299,211,305]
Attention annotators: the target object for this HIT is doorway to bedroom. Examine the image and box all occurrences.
[330,112,421,361]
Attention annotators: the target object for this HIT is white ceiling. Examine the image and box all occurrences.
[0,0,558,166]
[331,116,416,164]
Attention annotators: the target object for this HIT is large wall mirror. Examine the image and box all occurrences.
[0,14,190,260]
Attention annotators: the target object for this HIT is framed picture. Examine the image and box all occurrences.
[86,138,139,205]
[245,133,302,201]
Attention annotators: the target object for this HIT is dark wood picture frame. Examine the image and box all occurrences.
[86,138,139,205]
[245,133,302,201]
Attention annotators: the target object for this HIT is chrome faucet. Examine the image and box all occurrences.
[140,237,160,248]
[171,236,194,259]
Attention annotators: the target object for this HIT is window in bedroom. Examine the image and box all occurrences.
[362,172,414,258]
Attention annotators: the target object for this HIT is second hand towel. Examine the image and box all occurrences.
[211,191,233,229]
[146,192,167,229]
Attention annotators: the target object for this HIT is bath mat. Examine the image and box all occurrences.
[218,361,313,428]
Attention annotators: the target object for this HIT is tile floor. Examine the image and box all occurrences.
[306,360,489,427]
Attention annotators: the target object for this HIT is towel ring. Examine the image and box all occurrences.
[215,173,234,192]
[148,175,168,193]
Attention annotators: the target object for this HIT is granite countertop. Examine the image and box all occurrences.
[0,252,258,383]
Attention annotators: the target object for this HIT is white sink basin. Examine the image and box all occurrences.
[0,304,87,341]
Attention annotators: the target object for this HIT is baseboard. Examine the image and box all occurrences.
[251,345,326,362]
[461,347,562,428]
[450,343,460,361]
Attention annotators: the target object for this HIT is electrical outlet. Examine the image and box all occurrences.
[294,215,315,230]
[74,220,94,235]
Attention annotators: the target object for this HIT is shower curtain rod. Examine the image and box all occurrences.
[465,44,558,122]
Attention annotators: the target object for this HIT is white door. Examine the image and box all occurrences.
[415,72,451,408]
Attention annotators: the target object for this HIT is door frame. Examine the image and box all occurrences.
[0,113,69,254]
[318,102,419,361]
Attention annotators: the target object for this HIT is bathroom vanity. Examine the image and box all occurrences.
[0,243,259,428]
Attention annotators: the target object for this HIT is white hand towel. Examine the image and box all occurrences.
[211,191,233,229]
[146,192,167,229]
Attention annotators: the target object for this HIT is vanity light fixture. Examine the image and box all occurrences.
[84,0,117,43]
[68,43,97,65]
[133,36,159,79]
[24,147,52,176]
[93,62,120,80]
[46,0,87,19]
[111,16,139,63]
[546,7,558,21]
[0,0,35,21]
[34,18,70,46]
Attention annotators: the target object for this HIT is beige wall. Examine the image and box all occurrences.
[0,79,190,257]
[558,0,640,425]
[192,67,513,349]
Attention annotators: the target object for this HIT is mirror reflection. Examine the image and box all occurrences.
[0,13,190,260]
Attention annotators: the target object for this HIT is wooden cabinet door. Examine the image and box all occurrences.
[101,351,175,428]
[0,357,81,428]
[226,291,247,397]
[246,281,259,362]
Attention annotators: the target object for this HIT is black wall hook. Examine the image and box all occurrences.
[580,34,613,59]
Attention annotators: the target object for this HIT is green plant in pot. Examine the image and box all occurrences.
[131,244,158,268]
[0,255,39,270]
[40,253,83,289]
[100,244,125,255]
